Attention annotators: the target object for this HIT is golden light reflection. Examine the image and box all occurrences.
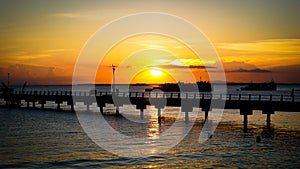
[145,106,161,139]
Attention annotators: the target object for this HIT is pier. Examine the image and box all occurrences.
[1,90,300,132]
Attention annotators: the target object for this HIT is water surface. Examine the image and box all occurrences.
[0,84,299,168]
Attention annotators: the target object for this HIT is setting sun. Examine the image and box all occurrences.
[150,68,162,77]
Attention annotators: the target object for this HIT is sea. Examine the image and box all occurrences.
[0,84,299,168]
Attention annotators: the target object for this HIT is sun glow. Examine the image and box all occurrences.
[150,68,162,76]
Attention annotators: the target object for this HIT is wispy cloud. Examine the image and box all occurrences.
[0,47,75,63]
[51,12,96,20]
[217,39,300,54]
[50,8,135,21]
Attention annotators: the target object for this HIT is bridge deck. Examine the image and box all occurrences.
[0,90,299,112]
[1,90,299,132]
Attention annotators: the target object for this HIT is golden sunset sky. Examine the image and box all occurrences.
[0,0,299,85]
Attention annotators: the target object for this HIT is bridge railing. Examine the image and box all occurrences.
[0,90,300,102]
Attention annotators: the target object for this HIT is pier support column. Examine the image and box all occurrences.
[157,108,161,124]
[240,108,253,133]
[97,101,105,114]
[181,95,199,123]
[243,114,248,133]
[185,112,189,123]
[140,109,144,120]
[181,99,194,124]
[136,104,146,120]
[56,101,62,110]
[38,100,46,109]
[32,101,35,108]
[27,101,29,108]
[99,106,104,114]
[266,114,271,129]
[39,100,46,109]
[201,107,211,122]
[262,109,274,131]
[67,101,74,113]
[57,103,60,110]
[87,104,90,112]
[71,104,74,112]
[205,110,209,122]
[116,106,120,116]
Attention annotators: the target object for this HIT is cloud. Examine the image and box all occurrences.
[0,64,71,85]
[51,12,96,20]
[148,64,215,69]
[212,61,272,73]
[217,39,300,54]
[0,46,74,64]
[50,8,135,21]
[221,61,257,70]
[227,68,272,73]
[221,63,300,83]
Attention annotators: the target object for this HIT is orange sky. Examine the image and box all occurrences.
[0,0,299,85]
[95,34,211,84]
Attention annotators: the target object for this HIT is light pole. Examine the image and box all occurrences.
[112,64,116,92]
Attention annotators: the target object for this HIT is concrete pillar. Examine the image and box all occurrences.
[99,106,104,114]
[140,109,144,120]
[116,106,120,115]
[39,100,46,109]
[243,114,248,133]
[204,110,209,122]
[240,108,253,133]
[262,109,274,131]
[266,113,271,130]
[57,103,60,110]
[32,101,35,108]
[71,104,74,112]
[157,108,161,124]
[67,101,74,113]
[185,112,189,123]
[87,104,90,112]
[136,103,146,120]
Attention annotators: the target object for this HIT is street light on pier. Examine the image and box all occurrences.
[112,64,116,92]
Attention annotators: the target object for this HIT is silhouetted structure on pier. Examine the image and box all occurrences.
[0,90,299,132]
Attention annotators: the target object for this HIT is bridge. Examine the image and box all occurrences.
[0,90,299,132]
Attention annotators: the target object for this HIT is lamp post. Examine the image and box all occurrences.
[112,64,116,92]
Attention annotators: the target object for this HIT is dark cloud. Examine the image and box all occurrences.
[149,64,215,69]
[0,64,71,85]
[227,68,272,73]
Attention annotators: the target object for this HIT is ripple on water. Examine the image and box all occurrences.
[0,108,299,168]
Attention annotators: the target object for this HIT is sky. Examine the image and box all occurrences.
[0,0,299,85]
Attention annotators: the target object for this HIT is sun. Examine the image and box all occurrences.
[150,68,162,76]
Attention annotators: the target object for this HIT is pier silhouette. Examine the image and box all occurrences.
[0,90,299,132]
